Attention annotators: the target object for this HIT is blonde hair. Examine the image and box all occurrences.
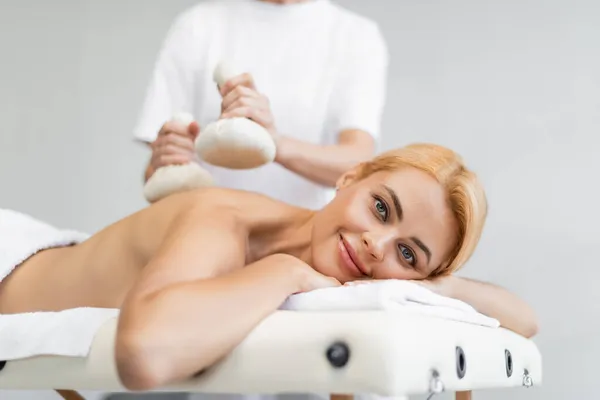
[354,143,488,276]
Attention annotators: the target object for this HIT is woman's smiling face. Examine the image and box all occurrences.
[310,166,459,284]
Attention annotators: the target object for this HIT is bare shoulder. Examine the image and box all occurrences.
[164,187,302,227]
[127,188,295,253]
[135,187,248,227]
[144,188,299,287]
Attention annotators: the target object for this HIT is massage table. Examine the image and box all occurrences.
[0,310,542,400]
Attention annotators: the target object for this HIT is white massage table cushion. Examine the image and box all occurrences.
[0,311,542,396]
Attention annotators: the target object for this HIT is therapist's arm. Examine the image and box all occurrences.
[274,130,375,187]
[219,23,388,188]
[219,78,378,188]
[273,24,388,187]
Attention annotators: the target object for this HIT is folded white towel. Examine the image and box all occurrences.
[0,307,119,361]
[0,208,104,361]
[0,208,89,282]
[280,279,500,328]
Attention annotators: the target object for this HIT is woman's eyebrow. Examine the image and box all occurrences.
[382,184,432,264]
[382,185,403,221]
[410,236,432,265]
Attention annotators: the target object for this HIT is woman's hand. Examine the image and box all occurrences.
[218,73,277,137]
[262,254,341,293]
[296,264,342,293]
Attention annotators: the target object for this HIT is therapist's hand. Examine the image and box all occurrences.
[218,73,277,137]
[150,119,201,171]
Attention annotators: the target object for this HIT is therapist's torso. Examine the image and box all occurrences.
[135,0,385,210]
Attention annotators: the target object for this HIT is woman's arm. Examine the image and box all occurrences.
[117,253,302,391]
[438,276,539,338]
[115,200,334,390]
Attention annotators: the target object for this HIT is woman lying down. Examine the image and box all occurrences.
[0,143,538,390]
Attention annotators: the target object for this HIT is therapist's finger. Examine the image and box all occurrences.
[152,153,194,169]
[221,107,273,129]
[156,145,195,159]
[158,121,186,137]
[221,86,259,112]
[152,141,196,162]
[221,96,262,115]
[159,120,200,139]
[219,73,256,97]
[187,120,200,140]
[221,106,258,121]
[156,134,196,153]
[153,132,194,152]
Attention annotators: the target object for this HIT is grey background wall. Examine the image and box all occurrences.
[0,0,598,399]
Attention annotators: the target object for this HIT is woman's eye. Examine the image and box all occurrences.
[374,198,388,220]
[399,244,416,266]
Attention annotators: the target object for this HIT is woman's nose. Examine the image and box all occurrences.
[361,232,384,262]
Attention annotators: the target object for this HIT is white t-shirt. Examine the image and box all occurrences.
[134,0,389,209]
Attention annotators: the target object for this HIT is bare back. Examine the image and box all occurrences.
[0,188,309,314]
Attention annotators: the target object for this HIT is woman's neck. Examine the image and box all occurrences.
[248,207,315,264]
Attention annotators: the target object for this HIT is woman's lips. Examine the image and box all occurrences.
[338,234,367,278]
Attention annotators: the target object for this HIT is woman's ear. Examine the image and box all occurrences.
[336,163,364,191]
